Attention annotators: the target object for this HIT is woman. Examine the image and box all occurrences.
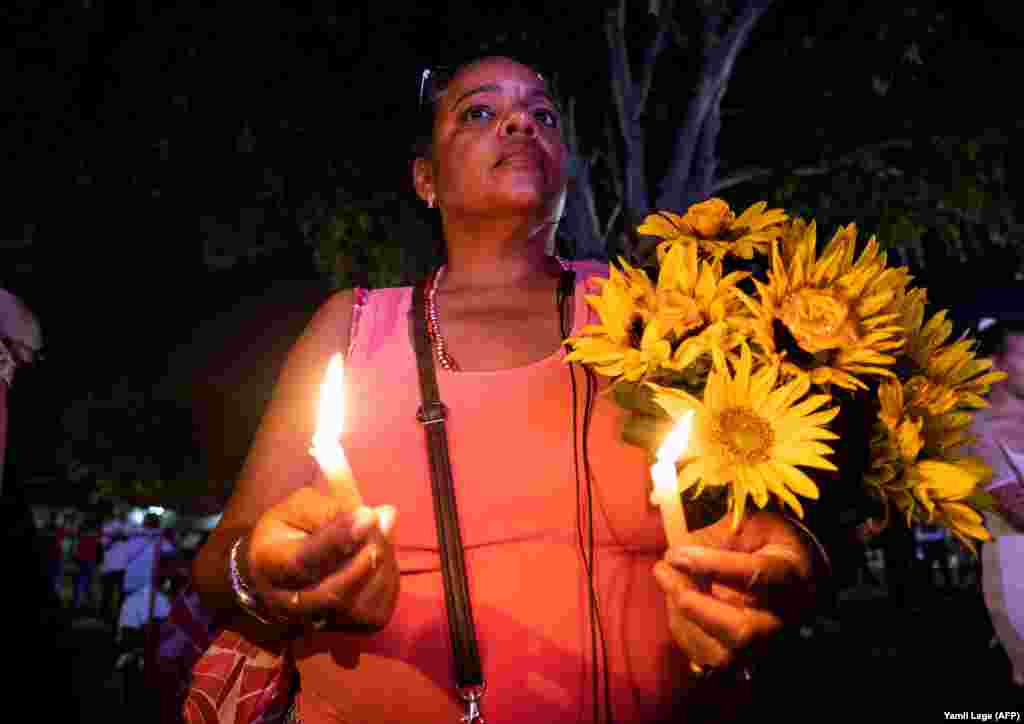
[969,317,1024,688]
[193,56,820,723]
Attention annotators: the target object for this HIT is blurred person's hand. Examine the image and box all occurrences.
[242,487,399,631]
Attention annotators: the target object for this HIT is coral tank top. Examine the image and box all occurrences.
[292,261,698,723]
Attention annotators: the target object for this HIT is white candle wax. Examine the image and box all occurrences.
[651,410,694,550]
[651,459,688,549]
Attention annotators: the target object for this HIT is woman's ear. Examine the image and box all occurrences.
[412,157,435,205]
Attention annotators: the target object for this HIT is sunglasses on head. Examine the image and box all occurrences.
[418,67,454,110]
[417,64,548,110]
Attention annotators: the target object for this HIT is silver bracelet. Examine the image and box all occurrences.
[229,536,283,626]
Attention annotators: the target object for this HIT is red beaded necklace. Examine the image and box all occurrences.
[425,257,572,372]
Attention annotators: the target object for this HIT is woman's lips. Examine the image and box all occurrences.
[495,146,544,168]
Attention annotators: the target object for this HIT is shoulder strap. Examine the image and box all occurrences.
[558,267,575,337]
[346,287,369,361]
[408,276,486,715]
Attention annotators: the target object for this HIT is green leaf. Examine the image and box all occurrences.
[620,411,672,456]
[965,489,998,513]
[612,381,667,417]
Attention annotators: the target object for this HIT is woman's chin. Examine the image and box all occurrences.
[489,184,562,215]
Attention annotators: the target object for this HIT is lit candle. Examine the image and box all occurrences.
[310,354,364,511]
[650,410,695,550]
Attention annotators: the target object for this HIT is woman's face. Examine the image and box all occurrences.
[419,57,568,221]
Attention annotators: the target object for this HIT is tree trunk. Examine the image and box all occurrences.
[559,0,773,262]
[657,0,773,212]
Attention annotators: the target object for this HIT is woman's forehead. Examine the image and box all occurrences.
[445,58,548,98]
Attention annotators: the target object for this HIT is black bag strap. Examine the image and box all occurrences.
[409,276,486,718]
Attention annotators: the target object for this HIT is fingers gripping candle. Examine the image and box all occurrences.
[650,410,695,550]
[310,354,364,511]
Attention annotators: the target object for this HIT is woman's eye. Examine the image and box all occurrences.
[461,105,495,123]
[533,109,559,128]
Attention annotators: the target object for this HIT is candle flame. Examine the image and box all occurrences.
[312,354,346,460]
[653,410,694,493]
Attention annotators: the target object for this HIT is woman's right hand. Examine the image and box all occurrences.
[242,487,400,631]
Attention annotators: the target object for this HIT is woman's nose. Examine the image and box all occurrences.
[502,109,536,137]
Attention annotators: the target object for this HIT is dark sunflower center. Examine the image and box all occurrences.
[711,407,775,465]
[628,314,645,348]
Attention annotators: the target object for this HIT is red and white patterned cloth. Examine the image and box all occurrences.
[150,584,295,724]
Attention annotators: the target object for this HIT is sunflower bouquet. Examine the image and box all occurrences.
[563,197,1005,551]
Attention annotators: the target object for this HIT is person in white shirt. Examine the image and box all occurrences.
[100,513,176,624]
[968,316,1024,689]
[99,514,141,624]
[118,583,171,634]
[121,516,176,597]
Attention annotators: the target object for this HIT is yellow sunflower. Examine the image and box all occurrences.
[563,258,667,382]
[652,241,750,373]
[895,290,1007,414]
[637,198,788,263]
[564,247,749,384]
[778,217,813,262]
[866,378,992,551]
[648,343,840,529]
[733,221,912,391]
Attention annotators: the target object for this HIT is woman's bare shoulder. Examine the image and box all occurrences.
[290,288,356,361]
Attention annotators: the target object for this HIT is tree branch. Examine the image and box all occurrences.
[712,167,774,192]
[605,3,631,137]
[568,158,607,260]
[560,96,605,259]
[606,1,655,226]
[603,201,623,251]
[604,118,624,202]
[657,0,773,211]
[637,0,674,115]
[712,138,916,192]
[690,83,725,204]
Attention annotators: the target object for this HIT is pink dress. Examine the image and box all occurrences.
[293,262,699,723]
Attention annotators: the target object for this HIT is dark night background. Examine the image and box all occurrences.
[4,0,1022,504]
[4,1,1024,719]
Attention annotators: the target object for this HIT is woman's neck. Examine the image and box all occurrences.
[440,217,560,293]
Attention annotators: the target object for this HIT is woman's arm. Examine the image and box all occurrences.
[192,289,355,616]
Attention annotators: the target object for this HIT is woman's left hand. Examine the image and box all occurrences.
[652,510,816,673]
